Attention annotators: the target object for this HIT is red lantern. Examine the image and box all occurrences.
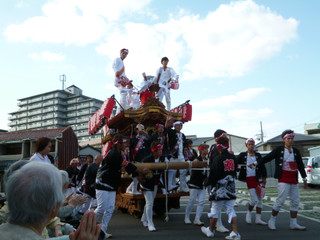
[99,98,116,118]
[88,98,115,135]
[140,90,154,104]
[171,104,192,122]
[169,79,179,90]
[88,113,97,134]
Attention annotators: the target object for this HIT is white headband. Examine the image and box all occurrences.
[173,121,183,127]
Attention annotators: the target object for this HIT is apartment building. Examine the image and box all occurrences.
[8,85,103,142]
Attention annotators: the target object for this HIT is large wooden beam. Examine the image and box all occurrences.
[133,161,207,170]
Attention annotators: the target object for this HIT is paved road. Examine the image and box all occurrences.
[106,192,319,239]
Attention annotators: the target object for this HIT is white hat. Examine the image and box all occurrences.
[136,124,145,130]
[173,121,183,127]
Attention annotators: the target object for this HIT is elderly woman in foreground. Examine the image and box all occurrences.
[0,161,100,240]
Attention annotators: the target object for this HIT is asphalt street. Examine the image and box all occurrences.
[106,193,319,240]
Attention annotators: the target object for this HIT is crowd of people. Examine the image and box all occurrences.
[0,123,308,240]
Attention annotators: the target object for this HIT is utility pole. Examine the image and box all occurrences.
[260,121,264,142]
[255,121,265,143]
[60,74,66,90]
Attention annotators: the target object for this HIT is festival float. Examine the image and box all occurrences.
[87,77,204,219]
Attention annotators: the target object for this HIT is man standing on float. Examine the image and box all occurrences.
[113,48,133,111]
[154,57,177,110]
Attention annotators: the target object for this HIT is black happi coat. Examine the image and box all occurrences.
[139,154,166,191]
[83,163,99,198]
[206,150,238,201]
[130,135,151,162]
[188,156,207,189]
[95,147,137,191]
[259,146,306,180]
[166,127,186,158]
[208,144,219,167]
[237,151,267,182]
[207,150,238,188]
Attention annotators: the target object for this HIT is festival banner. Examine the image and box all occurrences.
[171,104,192,122]
[88,98,116,135]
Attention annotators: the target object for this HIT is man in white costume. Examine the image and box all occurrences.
[154,57,177,110]
[113,48,133,111]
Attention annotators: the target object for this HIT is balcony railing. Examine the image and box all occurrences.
[43,101,54,106]
[54,106,66,112]
[54,99,67,105]
[8,115,18,120]
[77,124,88,130]
[42,114,53,120]
[28,117,41,123]
[90,102,103,108]
[42,122,54,126]
[29,104,42,110]
[77,110,90,116]
[43,94,54,100]
[43,108,54,113]
[54,113,66,118]
[29,97,43,103]
[18,119,28,124]
[8,121,17,127]
[18,100,28,106]
[28,110,42,116]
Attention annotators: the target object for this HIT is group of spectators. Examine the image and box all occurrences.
[0,137,101,240]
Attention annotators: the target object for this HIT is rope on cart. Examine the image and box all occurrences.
[187,160,192,172]
[164,161,169,222]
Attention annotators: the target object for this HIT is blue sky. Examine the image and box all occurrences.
[0,0,319,140]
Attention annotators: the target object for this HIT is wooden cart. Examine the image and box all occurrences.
[115,176,188,218]
[91,96,194,218]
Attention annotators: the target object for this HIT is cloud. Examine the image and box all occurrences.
[96,0,298,81]
[15,1,29,8]
[4,0,152,45]
[193,87,270,108]
[4,0,298,81]
[28,51,65,62]
[228,107,273,120]
[181,0,298,79]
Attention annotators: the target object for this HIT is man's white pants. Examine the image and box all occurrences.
[248,188,263,209]
[208,200,237,224]
[141,185,158,227]
[169,157,188,191]
[185,188,206,220]
[156,88,171,110]
[117,87,132,111]
[273,182,300,212]
[207,186,224,227]
[79,196,96,214]
[94,190,116,233]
